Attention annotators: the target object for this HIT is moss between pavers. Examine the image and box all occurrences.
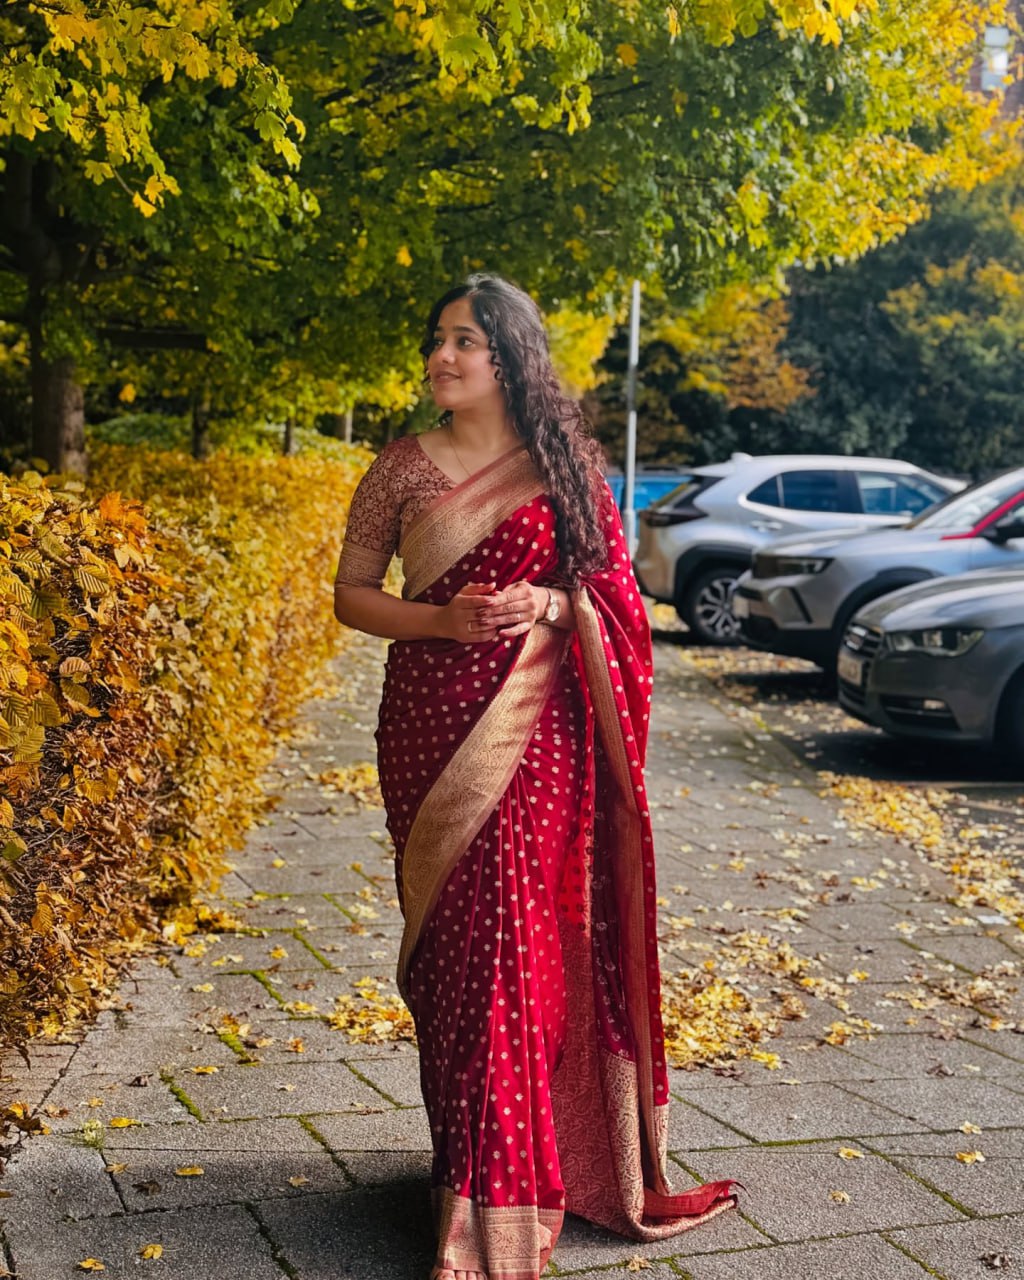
[248,1200,302,1279]
[160,1068,203,1120]
[296,1115,355,1181]
[881,1233,950,1278]
[861,1139,976,1220]
[343,1061,403,1108]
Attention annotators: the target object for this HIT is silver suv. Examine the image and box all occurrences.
[734,466,1024,669]
[633,454,957,644]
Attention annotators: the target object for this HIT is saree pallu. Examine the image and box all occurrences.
[376,448,737,1280]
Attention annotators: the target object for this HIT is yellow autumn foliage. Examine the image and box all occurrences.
[0,441,370,1050]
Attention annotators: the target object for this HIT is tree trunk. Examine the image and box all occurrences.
[321,409,353,441]
[283,416,296,455]
[16,151,88,476]
[28,305,87,478]
[191,391,212,459]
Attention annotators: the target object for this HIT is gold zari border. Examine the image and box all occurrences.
[400,448,543,600]
[333,539,392,590]
[397,621,568,994]
[573,591,661,1182]
[432,1186,563,1280]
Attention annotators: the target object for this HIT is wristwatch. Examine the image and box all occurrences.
[543,588,561,625]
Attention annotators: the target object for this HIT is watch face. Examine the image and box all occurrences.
[545,597,560,622]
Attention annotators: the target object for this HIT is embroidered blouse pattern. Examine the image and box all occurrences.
[334,436,452,589]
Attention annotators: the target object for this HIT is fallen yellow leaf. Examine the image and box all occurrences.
[109,1117,142,1129]
[837,1147,864,1160]
[625,1258,652,1272]
[960,1122,982,1135]
[269,946,289,959]
[829,1189,850,1203]
[287,1038,305,1054]
[104,1162,128,1174]
[139,1244,164,1260]
[191,983,214,993]
[955,1150,985,1164]
[287,1175,310,1187]
[77,1262,106,1272]
[189,1066,219,1075]
[174,1165,205,1177]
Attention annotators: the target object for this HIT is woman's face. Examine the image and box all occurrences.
[426,296,506,417]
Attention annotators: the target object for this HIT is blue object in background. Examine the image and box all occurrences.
[606,472,693,511]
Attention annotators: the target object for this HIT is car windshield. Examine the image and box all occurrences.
[907,470,1024,531]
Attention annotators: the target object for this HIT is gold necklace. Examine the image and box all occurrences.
[446,424,473,479]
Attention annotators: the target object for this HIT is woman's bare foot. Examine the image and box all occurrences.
[430,1268,488,1280]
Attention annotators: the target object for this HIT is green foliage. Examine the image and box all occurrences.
[0,0,302,201]
[2,0,1018,472]
[86,412,367,459]
[782,170,1024,477]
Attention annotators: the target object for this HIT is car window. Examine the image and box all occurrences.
[633,476,697,508]
[993,495,1024,526]
[747,476,781,507]
[856,471,948,516]
[911,471,1024,530]
[778,470,857,513]
[662,477,713,508]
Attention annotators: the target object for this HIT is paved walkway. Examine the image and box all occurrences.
[2,629,1023,1280]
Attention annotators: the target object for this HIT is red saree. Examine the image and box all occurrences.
[339,440,737,1279]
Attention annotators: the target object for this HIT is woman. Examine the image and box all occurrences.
[333,275,737,1280]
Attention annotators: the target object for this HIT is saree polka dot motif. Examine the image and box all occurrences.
[335,438,738,1280]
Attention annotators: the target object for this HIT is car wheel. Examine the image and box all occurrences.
[678,567,743,645]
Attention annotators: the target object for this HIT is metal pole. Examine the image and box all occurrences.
[623,278,641,555]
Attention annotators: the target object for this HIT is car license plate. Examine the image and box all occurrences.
[732,593,750,619]
[837,650,865,687]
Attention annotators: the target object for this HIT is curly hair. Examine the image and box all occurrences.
[420,274,607,583]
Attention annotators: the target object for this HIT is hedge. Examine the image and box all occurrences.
[0,441,369,1051]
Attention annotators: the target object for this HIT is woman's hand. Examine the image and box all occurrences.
[475,581,546,639]
[435,582,501,643]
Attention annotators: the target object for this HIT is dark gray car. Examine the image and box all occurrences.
[837,568,1024,756]
[735,465,1024,669]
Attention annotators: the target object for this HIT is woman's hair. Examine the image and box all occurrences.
[420,273,607,582]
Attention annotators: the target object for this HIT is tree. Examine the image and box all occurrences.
[590,285,811,466]
[0,0,309,472]
[237,0,1017,452]
[1,0,1017,471]
[780,169,1024,477]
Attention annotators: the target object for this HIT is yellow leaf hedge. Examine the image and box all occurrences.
[0,441,370,1050]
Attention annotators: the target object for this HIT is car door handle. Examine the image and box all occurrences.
[751,520,784,532]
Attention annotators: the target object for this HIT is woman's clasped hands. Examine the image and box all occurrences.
[437,581,545,643]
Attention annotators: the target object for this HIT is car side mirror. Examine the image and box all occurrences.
[984,516,1024,544]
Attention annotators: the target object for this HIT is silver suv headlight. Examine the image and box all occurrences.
[772,556,833,575]
[885,627,984,657]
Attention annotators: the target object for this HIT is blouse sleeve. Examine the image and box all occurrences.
[334,449,401,590]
